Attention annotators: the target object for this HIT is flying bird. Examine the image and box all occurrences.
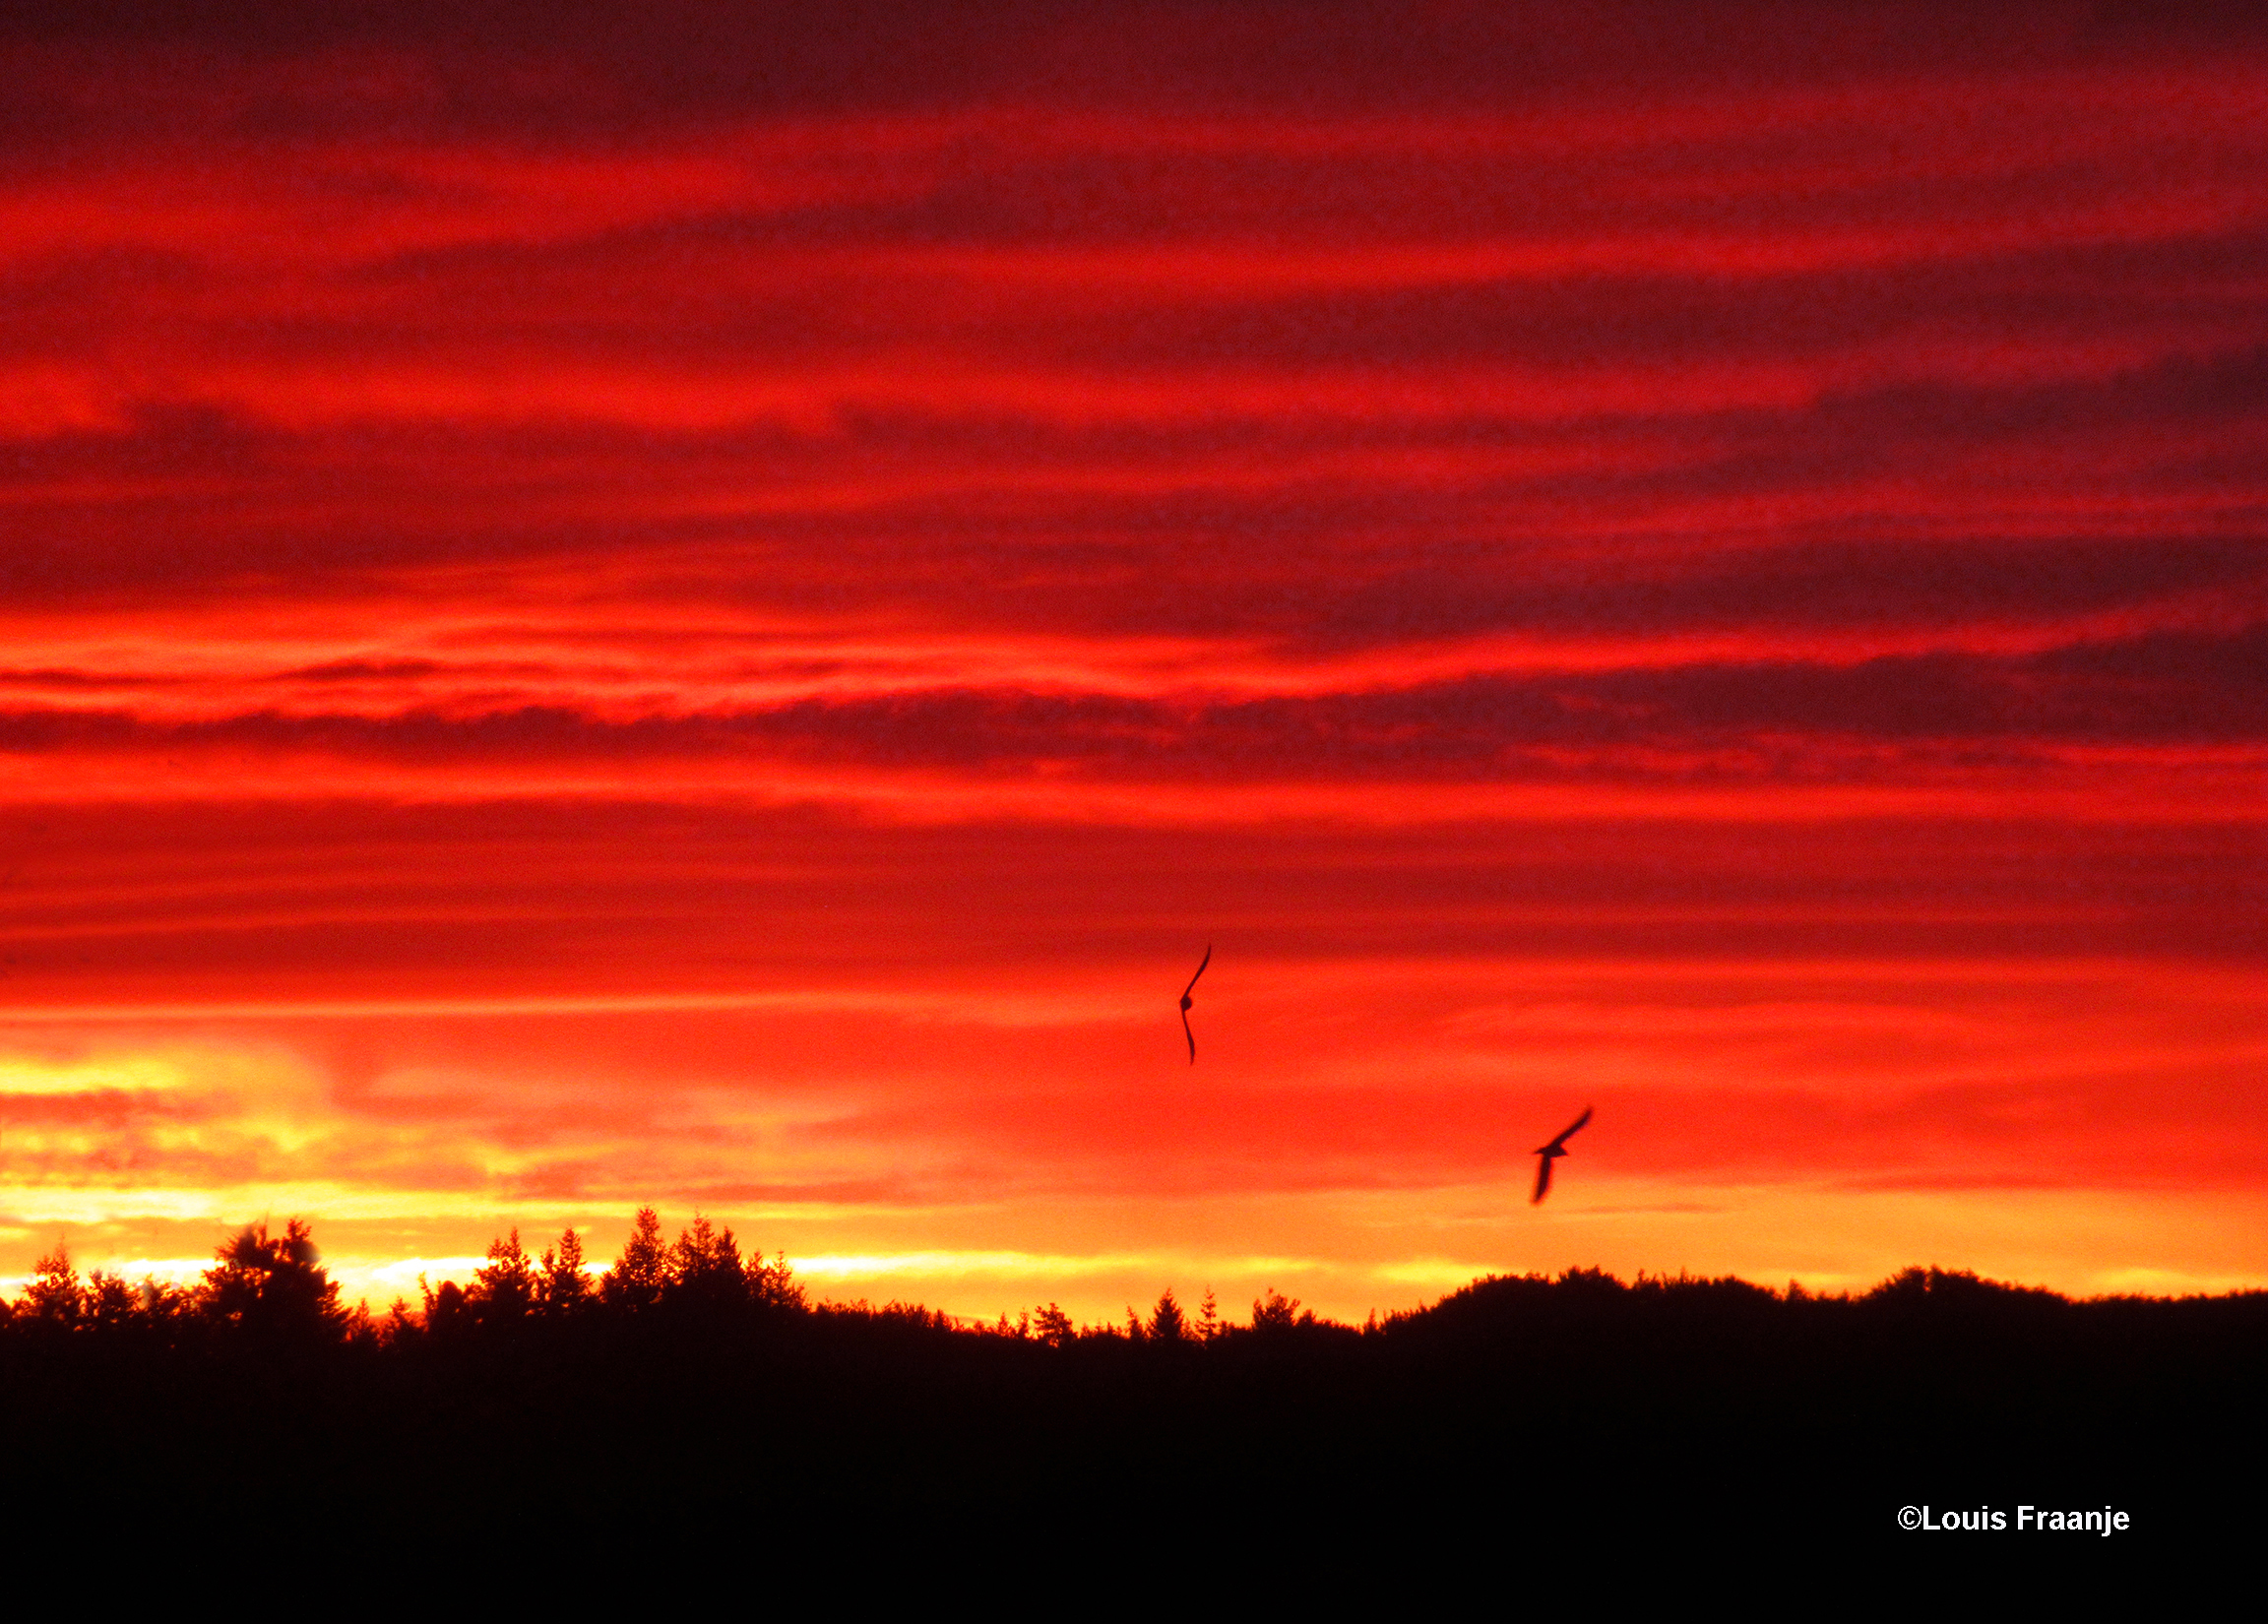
[1179,944,1212,1064]
[1530,1105,1593,1204]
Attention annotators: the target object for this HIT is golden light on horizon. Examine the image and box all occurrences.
[4,11,2266,1325]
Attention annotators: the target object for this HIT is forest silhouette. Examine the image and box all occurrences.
[4,1214,2259,1549]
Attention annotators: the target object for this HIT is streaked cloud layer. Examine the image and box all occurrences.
[3,4,2263,1317]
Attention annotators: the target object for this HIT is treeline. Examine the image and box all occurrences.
[4,1216,2263,1550]
[0,1211,1313,1344]
[8,1207,2262,1352]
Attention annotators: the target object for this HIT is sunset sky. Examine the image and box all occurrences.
[3,3,2264,1322]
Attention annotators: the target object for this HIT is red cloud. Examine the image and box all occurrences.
[2,9,2264,1308]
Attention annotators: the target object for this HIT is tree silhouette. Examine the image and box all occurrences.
[5,1212,2263,1554]
[1148,1288,1188,1343]
[1251,1287,1306,1333]
[749,1247,804,1312]
[85,1270,139,1332]
[21,1244,84,1331]
[602,1207,668,1310]
[472,1229,537,1324]
[667,1215,746,1313]
[139,1276,197,1332]
[200,1219,343,1342]
[424,1277,469,1337]
[539,1227,591,1316]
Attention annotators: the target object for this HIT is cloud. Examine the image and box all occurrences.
[0,11,2263,1308]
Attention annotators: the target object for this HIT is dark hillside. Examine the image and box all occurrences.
[4,1221,2256,1556]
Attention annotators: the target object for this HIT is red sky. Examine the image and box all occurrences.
[3,4,2265,1319]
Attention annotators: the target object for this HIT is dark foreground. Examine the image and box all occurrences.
[3,1217,2258,1557]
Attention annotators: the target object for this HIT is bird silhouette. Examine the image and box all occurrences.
[1531,1105,1593,1204]
[1179,944,1211,1064]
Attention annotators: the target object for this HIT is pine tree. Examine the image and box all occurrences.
[22,1243,84,1330]
[1251,1287,1303,1332]
[200,1219,344,1341]
[84,1269,138,1332]
[472,1228,536,1322]
[749,1249,804,1312]
[1148,1287,1188,1343]
[427,1279,469,1336]
[602,1207,668,1311]
[539,1227,591,1315]
[669,1215,747,1310]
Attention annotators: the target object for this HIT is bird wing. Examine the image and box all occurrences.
[1531,1155,1553,1204]
[1181,943,1212,1001]
[1182,1005,1196,1064]
[1551,1105,1594,1148]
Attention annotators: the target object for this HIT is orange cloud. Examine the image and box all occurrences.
[2,8,2264,1318]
